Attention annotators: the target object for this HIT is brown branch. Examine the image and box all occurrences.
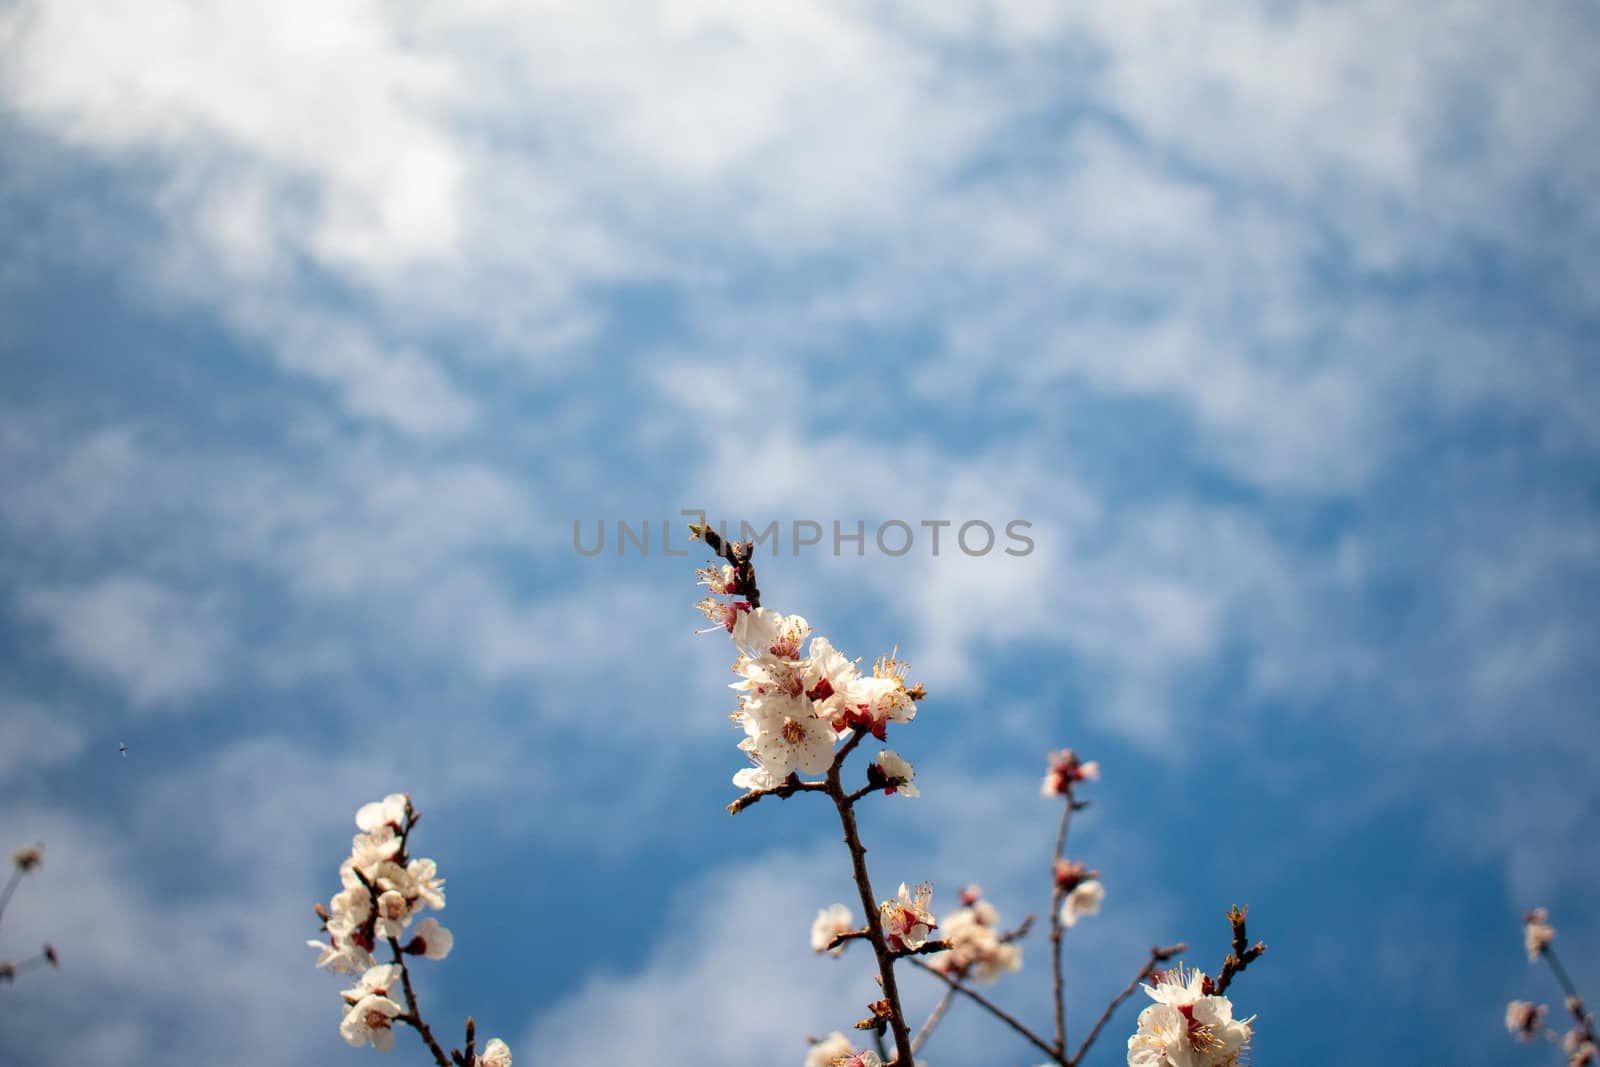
[388,937,452,1067]
[1049,798,1074,1055]
[1543,947,1598,1047]
[727,777,828,815]
[826,727,917,1065]
[1068,942,1186,1067]
[1001,914,1036,944]
[1207,905,1266,997]
[0,868,23,935]
[824,928,872,953]
[910,957,1062,1064]
[691,522,762,608]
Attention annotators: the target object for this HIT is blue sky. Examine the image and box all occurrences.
[1,2,1598,1064]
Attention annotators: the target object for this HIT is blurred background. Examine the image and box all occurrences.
[1,2,1597,1063]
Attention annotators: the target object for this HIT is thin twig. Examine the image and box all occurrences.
[691,522,761,608]
[910,957,1062,1063]
[911,987,956,1055]
[827,727,918,1065]
[0,868,23,935]
[1068,942,1186,1066]
[389,937,452,1067]
[727,778,828,815]
[1543,947,1598,1045]
[1208,905,1265,996]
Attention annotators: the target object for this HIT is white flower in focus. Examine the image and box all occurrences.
[697,596,752,633]
[1526,908,1556,961]
[373,890,411,940]
[732,607,800,656]
[1127,966,1251,1067]
[811,903,855,955]
[732,765,775,791]
[744,704,837,780]
[1505,1000,1546,1042]
[407,917,453,960]
[1061,879,1104,928]
[477,1038,513,1067]
[875,750,919,797]
[697,564,741,596]
[804,1032,856,1067]
[832,654,918,739]
[880,882,937,953]
[802,636,860,709]
[406,858,446,911]
[356,794,410,833]
[340,993,403,1051]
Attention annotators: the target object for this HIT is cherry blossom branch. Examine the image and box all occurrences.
[1049,798,1075,1056]
[909,956,1063,1063]
[1067,941,1187,1067]
[1205,905,1266,997]
[909,915,1033,1055]
[388,936,452,1067]
[689,522,761,608]
[1543,947,1598,1050]
[826,726,918,1065]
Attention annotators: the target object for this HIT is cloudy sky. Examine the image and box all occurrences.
[2,2,1597,1064]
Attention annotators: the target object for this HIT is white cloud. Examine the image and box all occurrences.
[16,576,232,710]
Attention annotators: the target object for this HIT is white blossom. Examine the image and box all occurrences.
[811,903,855,955]
[408,917,453,960]
[356,793,410,833]
[340,993,403,1051]
[1061,879,1104,928]
[406,858,446,912]
[732,765,775,791]
[880,882,936,953]
[341,964,402,1006]
[307,935,375,975]
[1127,966,1251,1067]
[371,890,410,940]
[1506,1000,1546,1041]
[741,703,837,780]
[477,1038,513,1067]
[929,902,1021,983]
[1526,908,1556,961]
[804,1032,857,1067]
[1042,749,1099,796]
[875,750,919,797]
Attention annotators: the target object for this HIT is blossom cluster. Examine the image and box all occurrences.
[1127,966,1254,1067]
[926,884,1022,984]
[1506,908,1596,1067]
[310,794,510,1065]
[692,535,1262,1067]
[0,844,59,985]
[698,562,923,791]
